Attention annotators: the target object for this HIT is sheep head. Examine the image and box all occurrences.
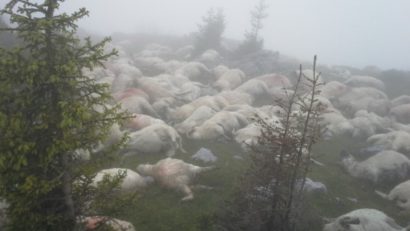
[136,164,154,176]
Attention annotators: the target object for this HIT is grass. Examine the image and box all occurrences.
[106,134,408,230]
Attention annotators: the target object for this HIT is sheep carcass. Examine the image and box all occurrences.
[218,90,254,106]
[137,158,214,201]
[340,150,410,184]
[323,208,407,231]
[175,106,216,135]
[320,81,348,100]
[390,104,410,124]
[344,75,385,90]
[376,180,410,211]
[127,123,185,156]
[255,73,292,89]
[367,131,410,154]
[175,62,213,84]
[348,110,391,138]
[213,69,245,91]
[91,168,153,194]
[335,87,390,116]
[119,95,159,118]
[189,111,249,140]
[392,95,410,107]
[81,216,136,231]
[168,95,228,122]
[125,113,165,131]
[235,79,270,98]
[0,199,8,230]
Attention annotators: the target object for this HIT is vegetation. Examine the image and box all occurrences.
[235,0,269,55]
[192,8,226,57]
[0,1,126,230]
[216,56,324,231]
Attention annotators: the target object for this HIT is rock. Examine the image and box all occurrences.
[192,148,217,163]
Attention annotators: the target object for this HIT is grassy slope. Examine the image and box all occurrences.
[106,133,409,231]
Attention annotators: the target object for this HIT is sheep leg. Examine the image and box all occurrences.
[180,185,194,201]
[192,184,213,190]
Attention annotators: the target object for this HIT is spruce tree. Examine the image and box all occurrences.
[192,8,225,57]
[236,0,269,55]
[0,1,126,230]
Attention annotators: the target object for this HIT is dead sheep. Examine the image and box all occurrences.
[168,95,228,122]
[91,168,153,194]
[390,104,410,124]
[344,75,385,90]
[80,216,136,231]
[127,123,186,156]
[323,208,408,231]
[213,69,246,91]
[189,111,249,140]
[137,158,215,201]
[340,150,410,184]
[392,95,410,107]
[367,131,410,154]
[174,105,216,135]
[376,179,410,211]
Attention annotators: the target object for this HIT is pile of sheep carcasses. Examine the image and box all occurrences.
[82,41,410,231]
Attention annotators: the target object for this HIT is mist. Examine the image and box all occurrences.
[46,0,410,70]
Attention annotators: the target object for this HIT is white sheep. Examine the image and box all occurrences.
[255,73,292,89]
[91,168,153,194]
[189,111,249,140]
[0,199,8,230]
[320,81,348,100]
[80,216,136,231]
[376,180,410,211]
[335,87,389,116]
[344,75,385,90]
[119,95,159,118]
[218,90,254,106]
[319,111,353,137]
[234,123,262,151]
[127,123,185,156]
[198,49,221,65]
[390,104,410,124]
[212,65,229,78]
[125,113,165,131]
[213,69,245,91]
[137,158,215,201]
[137,43,172,58]
[323,208,408,231]
[174,106,216,135]
[235,79,270,98]
[367,131,410,153]
[340,150,410,184]
[348,110,391,138]
[175,62,213,84]
[137,77,175,101]
[168,95,228,122]
[392,95,410,107]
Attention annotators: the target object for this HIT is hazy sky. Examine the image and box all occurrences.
[2,0,410,70]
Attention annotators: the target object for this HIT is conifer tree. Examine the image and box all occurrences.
[236,0,269,55]
[0,1,126,230]
[192,8,225,57]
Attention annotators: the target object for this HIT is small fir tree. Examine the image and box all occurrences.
[236,0,269,55]
[217,56,324,231]
[0,0,127,230]
[192,8,225,57]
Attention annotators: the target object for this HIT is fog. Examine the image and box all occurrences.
[3,0,410,70]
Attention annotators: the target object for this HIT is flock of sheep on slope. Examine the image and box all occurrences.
[2,41,410,230]
[78,42,410,230]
